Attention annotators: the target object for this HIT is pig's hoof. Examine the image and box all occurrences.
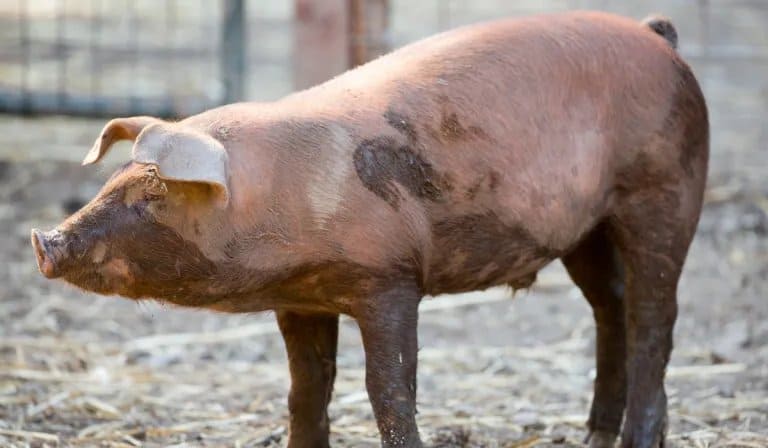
[621,415,667,448]
[585,430,618,448]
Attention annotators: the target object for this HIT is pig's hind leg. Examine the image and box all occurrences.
[277,311,339,448]
[609,177,704,448]
[607,64,708,448]
[562,223,627,448]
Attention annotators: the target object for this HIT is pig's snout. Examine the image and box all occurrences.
[31,228,64,279]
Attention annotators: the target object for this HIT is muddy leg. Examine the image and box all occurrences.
[615,245,680,448]
[562,224,626,448]
[617,250,679,447]
[613,187,701,447]
[355,283,422,447]
[277,311,339,448]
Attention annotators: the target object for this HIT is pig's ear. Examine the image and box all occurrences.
[132,123,230,208]
[82,116,162,165]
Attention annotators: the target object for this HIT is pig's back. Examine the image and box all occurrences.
[300,10,682,120]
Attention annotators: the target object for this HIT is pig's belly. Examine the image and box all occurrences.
[424,211,560,295]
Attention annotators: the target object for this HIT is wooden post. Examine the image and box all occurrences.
[221,0,246,103]
[348,0,389,68]
[293,0,349,90]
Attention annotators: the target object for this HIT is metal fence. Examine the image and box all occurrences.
[0,0,248,118]
[0,0,392,118]
[1,0,766,118]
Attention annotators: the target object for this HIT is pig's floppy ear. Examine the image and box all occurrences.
[82,116,162,165]
[132,123,230,208]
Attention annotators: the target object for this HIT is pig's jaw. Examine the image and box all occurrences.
[56,251,377,314]
[60,258,134,297]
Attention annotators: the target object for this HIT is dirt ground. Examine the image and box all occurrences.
[1,1,768,447]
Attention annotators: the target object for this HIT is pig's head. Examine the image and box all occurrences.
[31,117,233,303]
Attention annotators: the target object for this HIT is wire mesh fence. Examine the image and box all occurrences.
[0,1,766,119]
[0,0,254,117]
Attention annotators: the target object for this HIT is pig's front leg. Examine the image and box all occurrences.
[355,282,422,447]
[277,311,339,448]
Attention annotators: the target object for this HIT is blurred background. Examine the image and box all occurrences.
[0,1,766,446]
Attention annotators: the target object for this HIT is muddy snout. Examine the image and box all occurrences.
[31,228,66,279]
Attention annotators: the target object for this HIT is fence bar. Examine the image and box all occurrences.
[57,0,67,110]
[18,0,30,114]
[0,89,209,118]
[165,0,177,104]
[348,0,390,68]
[293,0,348,90]
[221,0,246,103]
[128,0,141,114]
[89,0,101,106]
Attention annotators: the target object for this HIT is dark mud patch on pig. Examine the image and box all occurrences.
[427,212,557,294]
[353,136,449,208]
[353,109,452,207]
[465,170,501,200]
[671,65,709,179]
[384,109,419,142]
[439,112,490,142]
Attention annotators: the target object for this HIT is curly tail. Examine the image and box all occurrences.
[642,15,678,49]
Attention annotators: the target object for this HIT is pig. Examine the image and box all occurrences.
[31,11,708,448]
